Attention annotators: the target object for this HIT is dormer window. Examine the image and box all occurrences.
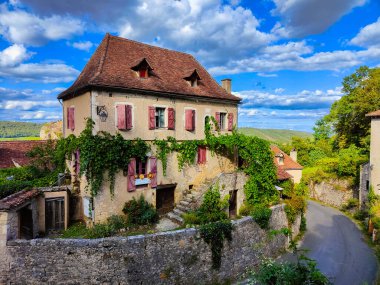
[184,69,201,87]
[132,58,153,79]
[276,153,284,165]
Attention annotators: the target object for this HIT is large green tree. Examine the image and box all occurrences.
[325,66,380,149]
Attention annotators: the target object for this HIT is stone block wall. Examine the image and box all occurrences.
[0,205,299,285]
[309,179,355,208]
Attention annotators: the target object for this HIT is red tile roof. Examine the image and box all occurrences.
[366,110,380,117]
[0,141,46,169]
[0,189,39,211]
[270,145,303,180]
[58,34,241,103]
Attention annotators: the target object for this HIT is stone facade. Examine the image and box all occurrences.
[309,179,355,208]
[359,162,370,208]
[0,205,299,285]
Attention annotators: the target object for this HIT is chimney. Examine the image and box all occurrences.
[290,148,297,162]
[221,79,232,93]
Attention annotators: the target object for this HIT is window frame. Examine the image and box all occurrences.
[155,107,166,129]
[219,112,227,130]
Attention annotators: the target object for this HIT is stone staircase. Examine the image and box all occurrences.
[166,177,216,225]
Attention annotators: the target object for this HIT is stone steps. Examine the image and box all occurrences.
[167,212,183,224]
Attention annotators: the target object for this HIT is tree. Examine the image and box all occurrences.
[313,118,332,141]
[326,66,380,149]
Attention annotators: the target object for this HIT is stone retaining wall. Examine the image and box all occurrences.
[309,179,355,208]
[0,205,298,285]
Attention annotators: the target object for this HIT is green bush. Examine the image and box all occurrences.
[251,204,272,229]
[341,198,359,211]
[182,212,201,225]
[238,203,254,216]
[0,180,33,199]
[251,257,332,284]
[122,195,158,225]
[353,210,367,221]
[107,215,127,232]
[284,196,306,224]
[300,215,307,232]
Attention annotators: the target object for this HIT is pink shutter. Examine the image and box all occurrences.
[185,110,195,131]
[197,146,206,164]
[148,106,155,130]
[149,157,157,188]
[69,107,75,131]
[126,105,132,130]
[127,158,136,192]
[67,108,71,130]
[168,108,175,130]
[215,112,220,129]
[116,105,127,130]
[228,113,234,131]
[75,150,80,175]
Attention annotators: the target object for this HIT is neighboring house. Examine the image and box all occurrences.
[0,141,46,169]
[365,110,380,195]
[270,145,303,184]
[57,34,241,223]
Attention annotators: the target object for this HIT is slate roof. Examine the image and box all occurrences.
[0,141,46,169]
[58,34,241,103]
[0,189,39,211]
[270,145,303,181]
[366,110,380,117]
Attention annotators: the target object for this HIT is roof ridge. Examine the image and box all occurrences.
[108,34,193,58]
[89,33,111,83]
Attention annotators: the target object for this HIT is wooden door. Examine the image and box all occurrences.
[229,190,238,218]
[45,198,65,232]
[156,186,175,215]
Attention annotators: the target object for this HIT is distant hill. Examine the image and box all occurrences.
[0,121,43,138]
[239,128,312,144]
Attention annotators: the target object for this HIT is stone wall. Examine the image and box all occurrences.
[309,179,355,208]
[0,205,299,285]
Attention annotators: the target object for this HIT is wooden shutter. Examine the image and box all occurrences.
[149,157,157,188]
[75,150,80,175]
[68,107,75,131]
[215,112,220,129]
[197,146,206,164]
[228,113,234,131]
[127,158,136,192]
[168,108,175,130]
[126,105,132,130]
[116,105,127,130]
[67,107,71,130]
[185,110,195,131]
[148,106,155,130]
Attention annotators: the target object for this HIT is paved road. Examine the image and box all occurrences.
[293,201,378,285]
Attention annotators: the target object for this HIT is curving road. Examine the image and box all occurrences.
[293,201,378,285]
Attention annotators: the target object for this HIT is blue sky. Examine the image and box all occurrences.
[0,0,379,132]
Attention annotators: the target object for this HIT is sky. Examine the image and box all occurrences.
[0,0,379,132]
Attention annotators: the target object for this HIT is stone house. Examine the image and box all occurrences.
[270,145,303,184]
[57,34,241,224]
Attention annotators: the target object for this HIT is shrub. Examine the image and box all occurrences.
[182,212,201,225]
[300,215,307,232]
[284,196,306,224]
[122,195,158,225]
[238,203,254,216]
[251,204,272,229]
[353,210,367,221]
[0,180,33,199]
[341,198,359,211]
[107,215,127,232]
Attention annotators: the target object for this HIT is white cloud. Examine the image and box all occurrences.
[0,3,84,46]
[258,73,278,77]
[271,0,367,38]
[20,111,60,120]
[70,41,94,51]
[350,17,380,48]
[0,100,59,110]
[0,44,31,67]
[275,88,285,94]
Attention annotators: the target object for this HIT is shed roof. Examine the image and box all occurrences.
[366,110,380,117]
[58,34,241,103]
[0,189,39,211]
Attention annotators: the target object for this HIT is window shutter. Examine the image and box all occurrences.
[215,112,220,129]
[67,107,71,130]
[185,110,195,131]
[228,113,234,131]
[75,150,80,175]
[127,158,136,192]
[149,157,157,188]
[168,108,175,130]
[148,106,155,130]
[126,105,133,130]
[197,146,206,164]
[69,107,75,131]
[116,105,127,130]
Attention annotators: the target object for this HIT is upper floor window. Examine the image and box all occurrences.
[215,112,234,131]
[219,112,227,130]
[132,58,153,79]
[135,158,147,176]
[185,109,195,131]
[155,107,165,128]
[184,69,201,87]
[116,104,132,130]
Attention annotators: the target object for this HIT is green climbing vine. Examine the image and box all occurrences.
[154,116,278,206]
[58,118,150,197]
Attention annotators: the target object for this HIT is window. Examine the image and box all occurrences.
[116,104,132,130]
[139,68,147,78]
[135,158,147,176]
[184,69,201,88]
[132,58,153,78]
[185,109,195,131]
[219,112,227,130]
[197,146,207,164]
[155,107,165,128]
